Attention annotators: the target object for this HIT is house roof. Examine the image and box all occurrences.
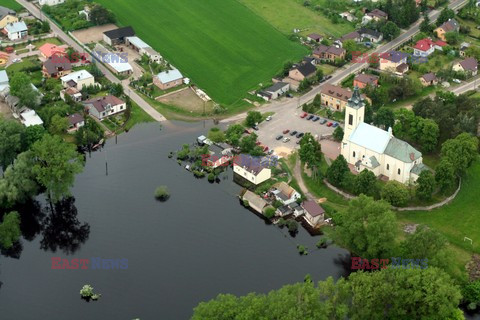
[396,63,409,73]
[340,31,360,42]
[126,36,150,49]
[277,205,291,214]
[143,47,161,57]
[108,61,133,73]
[367,9,388,18]
[156,69,183,84]
[384,51,408,63]
[84,95,124,113]
[67,113,84,125]
[314,45,346,56]
[435,40,447,47]
[354,73,378,85]
[273,182,298,200]
[358,27,382,39]
[348,122,392,154]
[413,38,435,52]
[43,55,72,74]
[0,6,16,20]
[61,70,94,83]
[234,154,271,176]
[20,109,43,127]
[302,200,325,217]
[459,57,478,72]
[307,33,322,40]
[384,137,422,163]
[265,82,289,93]
[294,62,316,77]
[5,21,27,33]
[39,43,65,58]
[103,26,135,40]
[438,19,459,32]
[242,190,267,211]
[421,72,437,82]
[369,156,380,168]
[321,84,353,102]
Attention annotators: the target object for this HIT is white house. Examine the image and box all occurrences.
[4,21,27,40]
[341,87,428,183]
[257,82,289,101]
[302,200,325,227]
[61,70,95,90]
[233,154,272,185]
[83,95,126,120]
[271,182,301,205]
[39,0,65,5]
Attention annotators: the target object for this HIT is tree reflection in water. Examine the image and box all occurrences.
[19,200,45,242]
[40,197,90,255]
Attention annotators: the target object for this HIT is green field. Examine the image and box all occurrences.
[0,0,23,11]
[96,0,307,109]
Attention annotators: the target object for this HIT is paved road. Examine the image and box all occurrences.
[15,0,167,122]
[222,0,468,123]
[449,77,480,95]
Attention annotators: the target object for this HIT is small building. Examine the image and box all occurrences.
[460,42,471,57]
[142,47,162,63]
[302,200,325,227]
[289,202,304,217]
[362,8,388,25]
[420,72,438,86]
[84,95,126,120]
[206,144,231,168]
[306,33,323,43]
[257,82,289,101]
[61,70,95,90]
[38,43,66,59]
[453,57,478,76]
[20,109,43,127]
[67,113,85,132]
[42,55,72,78]
[3,21,27,40]
[241,190,268,214]
[379,51,409,74]
[271,181,301,206]
[197,135,207,145]
[153,69,184,90]
[288,63,316,82]
[320,83,369,112]
[107,60,133,75]
[0,70,9,92]
[339,11,356,22]
[125,36,149,52]
[233,154,272,185]
[276,205,292,217]
[60,87,82,102]
[313,45,346,62]
[358,28,383,43]
[39,0,65,5]
[354,73,379,88]
[336,31,361,47]
[103,26,135,46]
[434,19,459,42]
[0,6,18,29]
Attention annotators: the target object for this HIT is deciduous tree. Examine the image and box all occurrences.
[435,159,456,192]
[441,133,479,175]
[327,155,349,187]
[0,211,21,249]
[0,117,25,170]
[381,180,409,206]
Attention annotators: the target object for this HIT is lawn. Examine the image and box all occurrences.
[238,0,354,38]
[0,0,23,11]
[96,0,308,109]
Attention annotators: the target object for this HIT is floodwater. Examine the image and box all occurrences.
[0,121,352,319]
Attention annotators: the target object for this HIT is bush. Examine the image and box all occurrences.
[297,245,308,255]
[154,186,170,201]
[208,172,215,182]
[277,218,286,227]
[264,207,276,219]
[193,170,205,178]
[287,220,298,234]
[316,238,328,248]
[381,181,409,206]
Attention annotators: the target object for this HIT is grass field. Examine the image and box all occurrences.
[0,0,23,11]
[96,0,307,109]
[238,0,354,38]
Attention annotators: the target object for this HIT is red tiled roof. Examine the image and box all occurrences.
[39,43,65,58]
[413,38,434,52]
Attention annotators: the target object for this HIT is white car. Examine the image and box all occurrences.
[266,115,272,121]
[453,79,461,84]
[282,137,290,143]
[12,58,21,63]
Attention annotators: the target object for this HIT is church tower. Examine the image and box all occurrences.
[343,86,365,142]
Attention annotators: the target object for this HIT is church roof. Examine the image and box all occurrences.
[384,137,422,163]
[369,156,380,168]
[348,122,391,154]
[347,86,364,109]
[411,163,429,175]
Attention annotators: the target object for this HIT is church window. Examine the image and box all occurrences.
[387,164,390,170]
[349,114,353,125]
[353,151,356,157]
[398,169,401,175]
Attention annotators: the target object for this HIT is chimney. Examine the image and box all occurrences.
[388,127,393,137]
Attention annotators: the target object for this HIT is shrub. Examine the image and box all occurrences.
[287,220,298,234]
[381,181,409,206]
[264,207,276,219]
[316,238,328,248]
[154,186,170,201]
[208,172,215,182]
[297,245,308,255]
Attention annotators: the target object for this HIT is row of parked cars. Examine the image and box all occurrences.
[275,130,305,144]
[300,112,339,127]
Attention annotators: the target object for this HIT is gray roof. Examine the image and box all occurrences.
[367,9,388,18]
[369,156,380,168]
[421,72,437,82]
[43,55,72,75]
[459,57,478,72]
[265,82,288,93]
[385,51,408,63]
[358,27,382,39]
[411,163,429,175]
[384,137,422,163]
[0,6,15,20]
[439,19,459,32]
[295,63,316,77]
[103,26,135,40]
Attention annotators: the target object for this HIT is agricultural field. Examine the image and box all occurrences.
[0,0,23,11]
[96,0,307,109]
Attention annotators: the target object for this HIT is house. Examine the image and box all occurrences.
[39,0,65,5]
[313,45,346,62]
[420,73,438,86]
[125,36,162,63]
[61,70,95,90]
[60,87,82,102]
[341,86,428,183]
[233,154,272,185]
[83,95,126,120]
[306,33,323,43]
[358,28,383,43]
[142,47,162,63]
[303,56,316,65]
[336,31,361,47]
[205,144,232,168]
[103,26,135,46]
[434,19,459,42]
[241,190,268,214]
[42,55,72,78]
[413,38,446,57]
[362,9,388,24]
[302,200,325,227]
[0,6,18,28]
[67,113,85,132]
[20,109,43,127]
[257,82,289,101]
[320,84,369,111]
[271,181,301,205]
[460,42,471,57]
[354,73,379,88]
[379,51,409,74]
[453,57,478,76]
[153,69,184,90]
[288,63,317,82]
[276,205,292,217]
[340,12,356,22]
[4,21,27,40]
[0,70,9,92]
[289,202,304,217]
[38,43,66,59]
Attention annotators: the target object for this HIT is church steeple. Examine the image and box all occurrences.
[343,85,365,142]
[347,86,364,110]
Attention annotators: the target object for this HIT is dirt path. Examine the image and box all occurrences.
[292,159,315,200]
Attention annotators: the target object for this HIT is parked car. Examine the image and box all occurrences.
[253,125,259,130]
[266,116,272,121]
[327,122,333,127]
[306,114,314,120]
[332,122,339,128]
[268,149,274,155]
[276,135,283,140]
[319,118,327,124]
[283,137,291,143]
[312,116,320,122]
[12,58,21,63]
[263,146,269,152]
[290,130,298,136]
[286,93,293,98]
[296,132,304,138]
[300,112,308,118]
[325,75,332,80]
[453,79,461,84]
[283,129,290,134]
[319,77,327,83]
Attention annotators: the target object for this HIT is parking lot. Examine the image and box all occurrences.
[255,106,339,158]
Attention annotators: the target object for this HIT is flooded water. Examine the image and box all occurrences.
[0,121,351,319]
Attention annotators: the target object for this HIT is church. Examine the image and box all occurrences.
[341,86,428,184]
